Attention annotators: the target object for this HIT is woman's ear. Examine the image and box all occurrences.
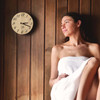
[77,20,81,27]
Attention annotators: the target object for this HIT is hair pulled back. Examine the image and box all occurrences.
[62,12,86,42]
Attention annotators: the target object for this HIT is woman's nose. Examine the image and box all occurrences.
[61,24,65,29]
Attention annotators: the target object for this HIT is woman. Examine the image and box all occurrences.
[49,12,100,100]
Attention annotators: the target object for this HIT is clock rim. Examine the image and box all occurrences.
[11,12,34,35]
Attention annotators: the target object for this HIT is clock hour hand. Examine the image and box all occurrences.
[20,22,28,24]
[20,22,31,28]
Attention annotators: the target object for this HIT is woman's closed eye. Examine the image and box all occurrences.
[65,21,69,23]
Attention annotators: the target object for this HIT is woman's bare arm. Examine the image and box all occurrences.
[49,46,67,87]
[76,43,100,100]
[89,43,100,61]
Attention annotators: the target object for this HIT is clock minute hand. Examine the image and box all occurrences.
[23,24,31,28]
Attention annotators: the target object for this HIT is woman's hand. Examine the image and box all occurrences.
[57,73,69,80]
[49,73,68,87]
[55,73,69,84]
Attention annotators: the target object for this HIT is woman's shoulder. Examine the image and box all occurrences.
[51,45,64,59]
[52,44,64,52]
[86,42,100,58]
[86,42,100,49]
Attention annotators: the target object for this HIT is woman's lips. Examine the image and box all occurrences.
[62,29,67,33]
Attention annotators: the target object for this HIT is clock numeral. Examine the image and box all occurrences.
[13,18,17,20]
[29,27,31,29]
[17,29,19,32]
[12,22,15,25]
[21,26,24,29]
[30,22,32,25]
[14,26,16,29]
[21,13,25,16]
[29,18,31,20]
[21,31,23,34]
[17,14,20,17]
[26,15,28,17]
[25,30,27,32]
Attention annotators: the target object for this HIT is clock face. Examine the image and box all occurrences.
[11,12,33,35]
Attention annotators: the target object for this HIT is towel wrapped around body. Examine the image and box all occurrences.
[50,56,92,100]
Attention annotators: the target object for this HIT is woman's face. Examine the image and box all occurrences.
[61,16,79,37]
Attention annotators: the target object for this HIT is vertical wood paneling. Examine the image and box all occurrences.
[68,0,78,12]
[4,0,17,100]
[31,0,44,100]
[91,0,100,43]
[80,0,90,14]
[0,0,4,100]
[45,0,56,100]
[17,0,30,100]
[80,0,92,42]
[17,36,30,100]
[56,0,67,44]
[1,0,100,100]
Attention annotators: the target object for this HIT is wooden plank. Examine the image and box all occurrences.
[68,0,78,12]
[80,0,93,42]
[31,0,44,100]
[17,0,30,100]
[4,0,17,100]
[56,0,67,44]
[17,36,30,100]
[45,0,56,100]
[0,0,4,100]
[91,0,100,43]
[80,0,90,14]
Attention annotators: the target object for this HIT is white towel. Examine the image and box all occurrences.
[50,56,92,100]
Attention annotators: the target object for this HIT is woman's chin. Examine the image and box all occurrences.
[63,32,71,37]
[62,31,70,37]
[64,33,69,37]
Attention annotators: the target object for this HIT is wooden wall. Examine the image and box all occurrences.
[0,0,100,100]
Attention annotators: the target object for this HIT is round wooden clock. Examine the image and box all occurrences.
[11,12,33,35]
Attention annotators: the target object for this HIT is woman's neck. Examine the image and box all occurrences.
[67,32,85,46]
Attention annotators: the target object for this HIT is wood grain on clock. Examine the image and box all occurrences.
[11,12,33,35]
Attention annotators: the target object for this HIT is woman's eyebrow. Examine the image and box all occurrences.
[61,19,71,24]
[61,20,68,24]
[64,19,68,21]
[64,19,71,22]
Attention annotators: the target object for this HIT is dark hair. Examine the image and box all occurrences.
[62,12,98,43]
[62,12,86,42]
[62,12,82,23]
